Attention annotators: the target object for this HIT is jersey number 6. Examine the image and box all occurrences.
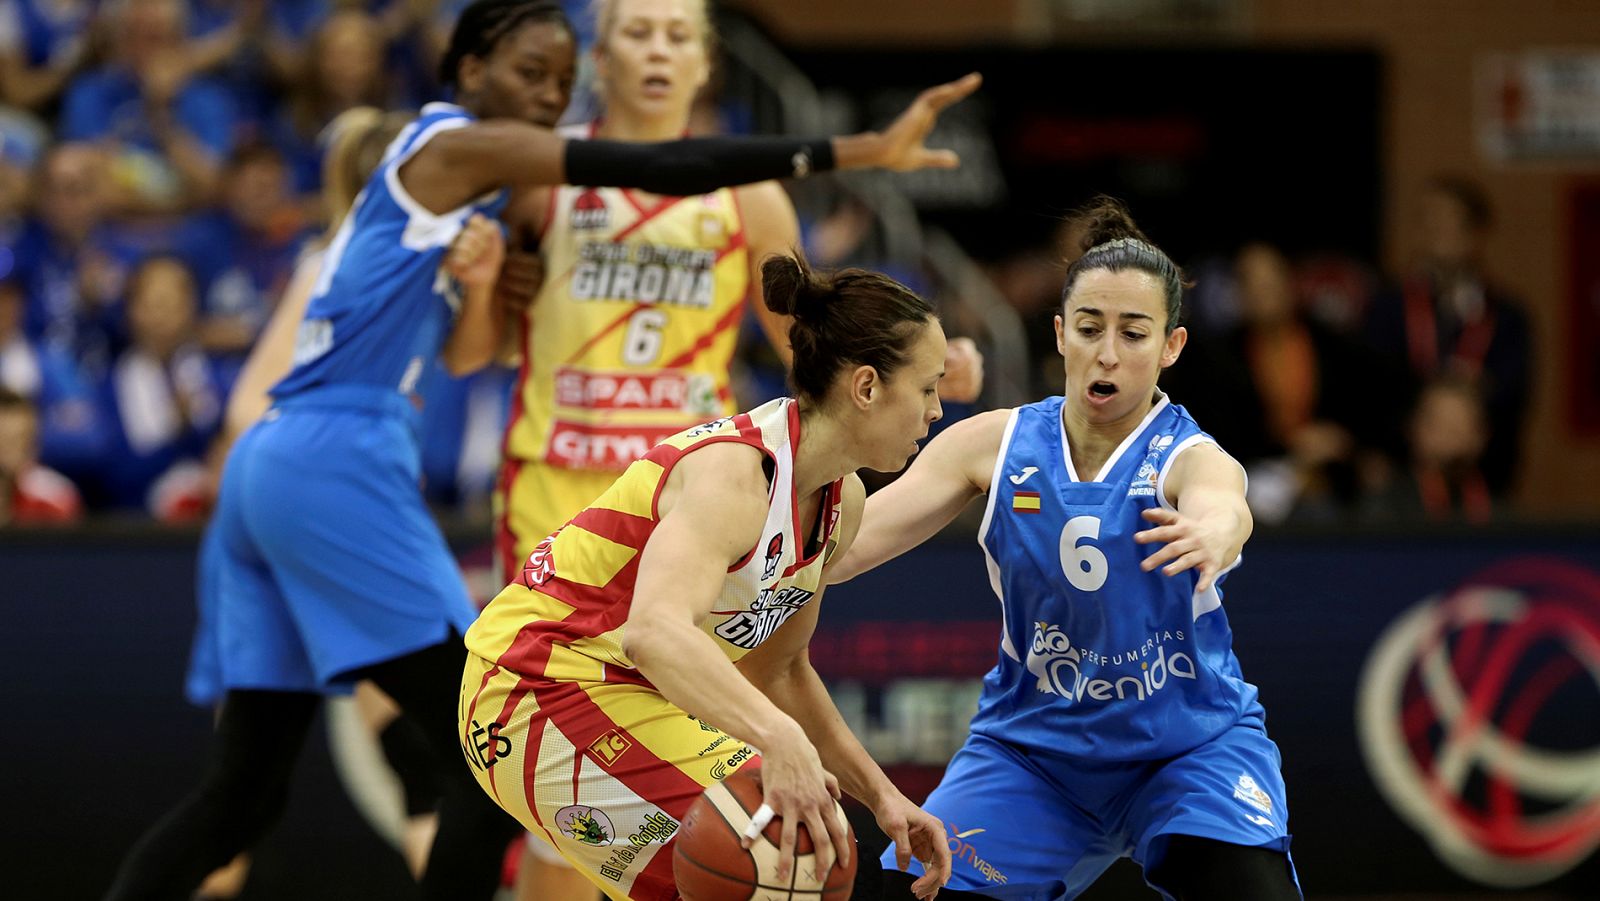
[623,309,669,365]
[1060,515,1108,591]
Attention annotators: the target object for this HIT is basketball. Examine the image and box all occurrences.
[673,766,857,900]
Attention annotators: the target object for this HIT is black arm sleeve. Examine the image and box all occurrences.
[564,135,837,195]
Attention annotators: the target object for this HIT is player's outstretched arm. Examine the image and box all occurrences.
[401,73,983,216]
[1134,442,1252,594]
[828,408,1010,584]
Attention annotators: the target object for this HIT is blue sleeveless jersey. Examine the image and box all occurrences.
[272,103,508,403]
[969,394,1264,761]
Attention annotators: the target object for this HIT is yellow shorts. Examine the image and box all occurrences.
[459,653,759,901]
[494,459,623,586]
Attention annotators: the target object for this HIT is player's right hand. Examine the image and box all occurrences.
[872,72,982,172]
[741,738,852,884]
[444,213,507,289]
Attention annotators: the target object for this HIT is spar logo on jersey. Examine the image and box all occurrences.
[1357,557,1600,887]
[1025,622,1197,705]
[762,533,784,579]
[520,532,558,588]
[1128,434,1174,497]
[714,585,815,649]
[571,189,610,230]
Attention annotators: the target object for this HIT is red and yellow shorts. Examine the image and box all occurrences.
[495,459,623,586]
[459,653,759,901]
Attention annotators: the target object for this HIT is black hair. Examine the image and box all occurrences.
[761,254,935,404]
[1059,196,1187,333]
[438,0,575,89]
[0,385,34,415]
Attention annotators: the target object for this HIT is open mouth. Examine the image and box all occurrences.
[642,75,673,94]
[1089,381,1119,398]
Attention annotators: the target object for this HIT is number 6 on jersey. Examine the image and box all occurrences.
[1060,515,1108,591]
[623,308,669,365]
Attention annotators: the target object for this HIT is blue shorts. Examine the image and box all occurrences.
[183,523,225,707]
[206,386,478,695]
[885,722,1298,901]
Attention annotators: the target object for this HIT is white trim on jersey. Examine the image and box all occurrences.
[1155,432,1246,619]
[383,104,502,252]
[978,408,1024,662]
[1058,390,1173,483]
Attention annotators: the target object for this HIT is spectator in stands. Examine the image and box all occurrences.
[175,143,310,383]
[94,255,222,516]
[1165,242,1385,523]
[1366,176,1532,501]
[7,142,137,368]
[0,112,39,243]
[0,386,82,526]
[58,0,237,212]
[1361,375,1494,524]
[0,274,106,477]
[0,0,95,112]
[266,8,392,200]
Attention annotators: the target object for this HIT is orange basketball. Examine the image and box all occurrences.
[673,766,857,900]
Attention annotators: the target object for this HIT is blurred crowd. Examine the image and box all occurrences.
[0,0,1534,531]
[991,176,1533,527]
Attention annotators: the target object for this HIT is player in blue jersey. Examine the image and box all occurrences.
[102,1,980,897]
[831,198,1301,901]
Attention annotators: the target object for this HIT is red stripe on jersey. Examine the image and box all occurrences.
[498,559,643,676]
[518,685,557,842]
[532,680,708,809]
[462,663,502,772]
[658,301,745,370]
[713,228,747,262]
[563,302,649,366]
[613,194,689,242]
[568,506,655,549]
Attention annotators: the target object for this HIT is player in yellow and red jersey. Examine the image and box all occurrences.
[493,0,986,600]
[461,256,954,901]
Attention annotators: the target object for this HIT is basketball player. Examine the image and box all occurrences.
[103,0,980,896]
[461,254,955,901]
[829,199,1303,901]
[492,3,981,893]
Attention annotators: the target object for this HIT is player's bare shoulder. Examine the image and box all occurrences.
[925,407,1014,494]
[656,439,771,527]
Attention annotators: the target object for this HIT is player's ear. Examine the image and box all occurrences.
[849,364,878,411]
[1161,326,1187,369]
[1054,313,1067,357]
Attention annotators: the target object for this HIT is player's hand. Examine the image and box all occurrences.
[876,793,951,899]
[1133,506,1233,594]
[937,337,984,403]
[444,213,507,289]
[494,247,545,311]
[870,73,982,172]
[742,740,851,884]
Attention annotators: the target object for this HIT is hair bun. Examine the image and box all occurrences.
[761,253,831,320]
[1073,195,1152,255]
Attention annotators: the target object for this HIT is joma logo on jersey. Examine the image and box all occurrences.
[588,730,633,767]
[1025,623,1197,705]
[714,586,815,649]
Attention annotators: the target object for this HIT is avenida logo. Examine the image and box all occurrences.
[1025,622,1197,704]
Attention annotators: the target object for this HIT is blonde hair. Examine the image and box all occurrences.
[589,0,715,53]
[319,107,411,235]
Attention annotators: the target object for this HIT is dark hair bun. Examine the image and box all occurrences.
[1073,195,1153,255]
[761,254,831,321]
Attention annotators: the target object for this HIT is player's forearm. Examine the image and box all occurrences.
[440,283,499,376]
[625,618,805,753]
[753,658,897,809]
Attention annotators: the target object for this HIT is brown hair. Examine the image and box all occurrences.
[1060,196,1188,333]
[320,107,410,234]
[761,254,934,404]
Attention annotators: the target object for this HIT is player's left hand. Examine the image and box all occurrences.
[874,72,982,172]
[494,247,545,310]
[444,213,507,289]
[876,794,951,899]
[938,336,984,403]
[1134,506,1232,594]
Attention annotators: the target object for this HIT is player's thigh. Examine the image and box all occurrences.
[886,732,1115,900]
[459,659,754,901]
[1127,721,1299,897]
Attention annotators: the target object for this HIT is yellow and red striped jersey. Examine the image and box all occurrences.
[467,398,844,684]
[503,126,752,472]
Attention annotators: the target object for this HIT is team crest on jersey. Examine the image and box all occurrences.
[1128,434,1175,498]
[762,533,784,579]
[571,189,610,230]
[556,805,614,846]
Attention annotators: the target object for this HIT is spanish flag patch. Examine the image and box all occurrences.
[1013,491,1041,513]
